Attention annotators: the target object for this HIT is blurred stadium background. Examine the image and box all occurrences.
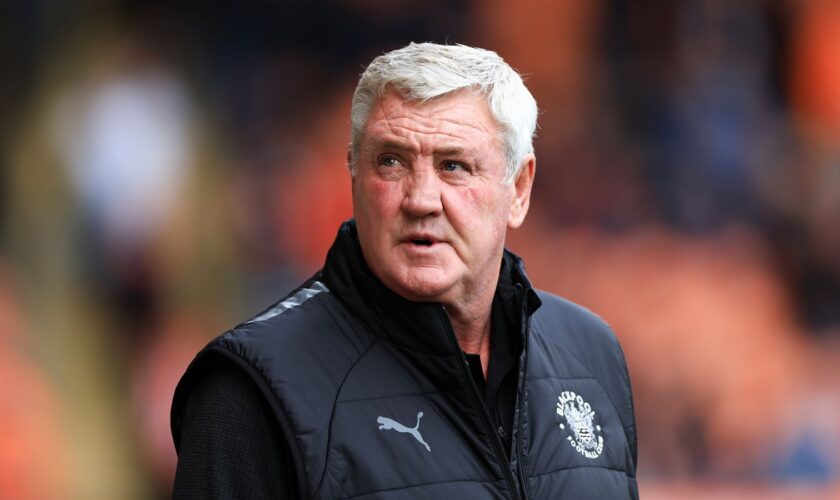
[1,0,839,498]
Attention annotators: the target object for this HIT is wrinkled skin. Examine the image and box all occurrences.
[351,90,535,333]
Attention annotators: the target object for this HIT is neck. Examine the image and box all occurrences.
[447,299,493,378]
[443,256,504,379]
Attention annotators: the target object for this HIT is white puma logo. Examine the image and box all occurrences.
[377,411,431,452]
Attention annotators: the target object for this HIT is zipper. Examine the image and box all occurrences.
[438,306,524,500]
[513,284,531,499]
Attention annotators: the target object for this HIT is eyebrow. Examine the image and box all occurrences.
[371,140,471,158]
[376,140,413,152]
[434,146,468,157]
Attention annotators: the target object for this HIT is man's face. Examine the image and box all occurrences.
[352,90,533,309]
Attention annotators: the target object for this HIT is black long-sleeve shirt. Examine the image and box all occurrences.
[173,358,298,499]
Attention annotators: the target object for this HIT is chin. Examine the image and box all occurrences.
[390,270,456,303]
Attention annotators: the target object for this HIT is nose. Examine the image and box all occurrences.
[401,170,443,218]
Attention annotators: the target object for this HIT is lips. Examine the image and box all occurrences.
[403,233,441,247]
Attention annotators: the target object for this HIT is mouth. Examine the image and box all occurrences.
[403,233,441,248]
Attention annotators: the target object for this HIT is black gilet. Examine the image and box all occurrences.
[172,220,638,499]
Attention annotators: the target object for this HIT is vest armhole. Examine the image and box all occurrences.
[171,345,310,500]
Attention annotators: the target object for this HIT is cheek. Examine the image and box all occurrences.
[371,181,404,220]
[369,178,397,202]
[455,185,512,223]
[355,178,402,226]
[449,186,513,251]
[452,185,488,211]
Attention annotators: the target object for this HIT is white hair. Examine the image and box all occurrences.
[349,42,538,184]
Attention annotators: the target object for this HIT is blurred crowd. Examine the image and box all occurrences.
[1,0,838,498]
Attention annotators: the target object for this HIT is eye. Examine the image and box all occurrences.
[442,161,466,173]
[379,155,400,168]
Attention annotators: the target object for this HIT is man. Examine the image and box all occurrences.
[171,42,638,499]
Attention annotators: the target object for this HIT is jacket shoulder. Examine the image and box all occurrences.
[531,290,621,356]
[172,279,375,451]
[213,280,372,366]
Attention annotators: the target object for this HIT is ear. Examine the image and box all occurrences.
[507,154,535,229]
[347,143,357,187]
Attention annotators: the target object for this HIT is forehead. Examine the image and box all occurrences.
[362,91,502,151]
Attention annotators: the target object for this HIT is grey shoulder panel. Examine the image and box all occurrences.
[246,281,330,324]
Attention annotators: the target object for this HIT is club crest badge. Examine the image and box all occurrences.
[556,390,604,459]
